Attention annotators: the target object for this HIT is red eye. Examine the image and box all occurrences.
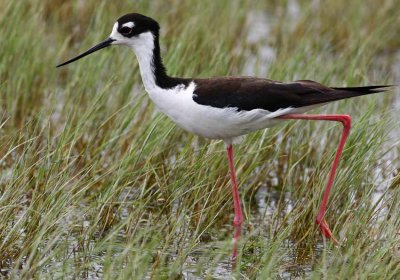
[120,27,132,35]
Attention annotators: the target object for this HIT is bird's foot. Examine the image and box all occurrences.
[230,254,237,269]
[316,218,339,245]
[230,238,238,268]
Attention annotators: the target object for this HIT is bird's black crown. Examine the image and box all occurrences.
[117,13,160,37]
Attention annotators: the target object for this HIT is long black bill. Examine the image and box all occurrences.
[56,37,115,68]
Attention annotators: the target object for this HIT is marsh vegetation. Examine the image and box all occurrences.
[0,0,399,278]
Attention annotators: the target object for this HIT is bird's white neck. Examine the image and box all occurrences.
[129,32,158,91]
[126,31,188,92]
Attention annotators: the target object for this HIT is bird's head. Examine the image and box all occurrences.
[57,13,159,67]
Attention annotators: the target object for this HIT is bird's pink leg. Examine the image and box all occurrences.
[226,144,243,262]
[279,114,352,244]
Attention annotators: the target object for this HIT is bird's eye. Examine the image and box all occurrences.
[120,26,132,35]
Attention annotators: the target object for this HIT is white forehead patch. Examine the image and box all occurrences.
[122,22,135,28]
[110,22,119,38]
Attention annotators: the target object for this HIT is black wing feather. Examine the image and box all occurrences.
[192,77,392,112]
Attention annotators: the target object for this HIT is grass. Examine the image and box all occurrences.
[0,0,399,278]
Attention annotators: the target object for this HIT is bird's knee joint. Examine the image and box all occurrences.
[340,115,352,130]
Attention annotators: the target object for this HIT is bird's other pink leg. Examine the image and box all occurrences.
[279,114,351,245]
[226,144,243,263]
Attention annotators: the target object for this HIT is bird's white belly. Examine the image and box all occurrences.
[166,104,283,140]
[147,82,313,143]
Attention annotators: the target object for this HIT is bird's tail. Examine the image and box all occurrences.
[294,80,395,107]
[310,85,395,105]
[331,85,394,97]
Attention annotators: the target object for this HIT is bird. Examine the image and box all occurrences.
[57,13,392,262]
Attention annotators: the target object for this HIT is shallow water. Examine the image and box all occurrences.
[241,10,275,77]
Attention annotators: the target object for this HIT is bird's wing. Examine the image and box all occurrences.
[192,77,391,112]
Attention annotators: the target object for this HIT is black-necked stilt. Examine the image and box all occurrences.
[57,13,392,261]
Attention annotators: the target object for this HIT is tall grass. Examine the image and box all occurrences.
[0,0,399,278]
